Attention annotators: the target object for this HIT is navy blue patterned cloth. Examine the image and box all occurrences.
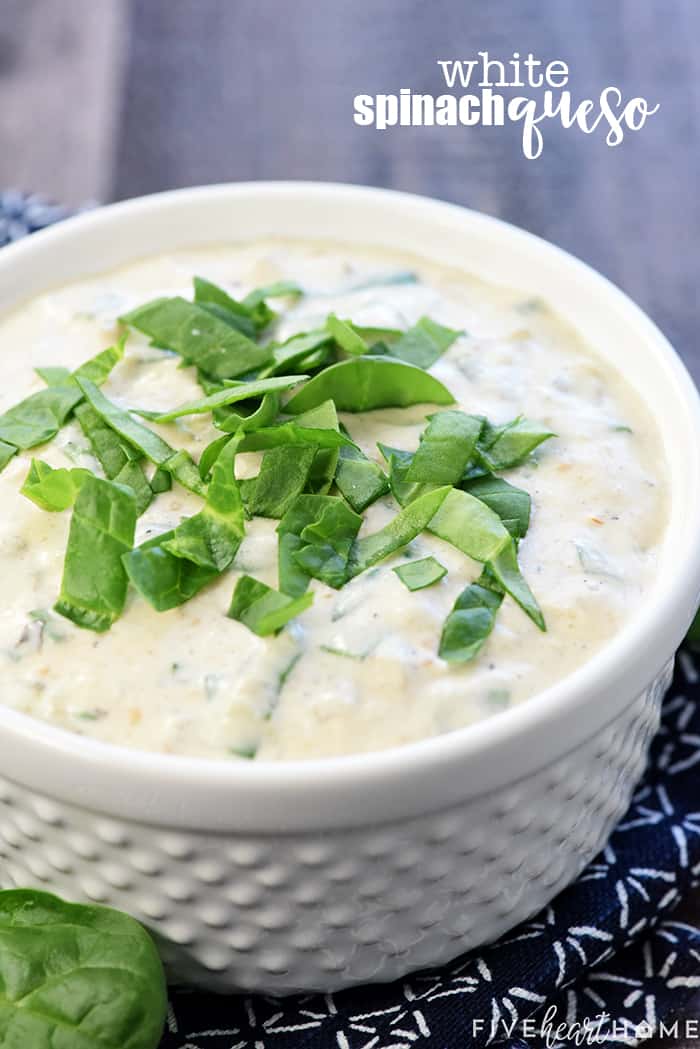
[0,189,75,246]
[5,193,700,1048]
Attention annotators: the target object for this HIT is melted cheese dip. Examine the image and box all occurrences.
[0,241,668,760]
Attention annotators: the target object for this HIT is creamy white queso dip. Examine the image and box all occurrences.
[0,241,668,760]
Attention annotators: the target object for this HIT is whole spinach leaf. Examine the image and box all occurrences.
[0,888,166,1049]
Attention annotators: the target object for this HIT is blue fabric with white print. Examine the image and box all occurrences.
[7,193,700,1048]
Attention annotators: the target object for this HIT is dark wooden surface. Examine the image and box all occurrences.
[0,1,698,1038]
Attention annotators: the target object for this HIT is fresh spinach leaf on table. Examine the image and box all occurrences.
[0,888,166,1049]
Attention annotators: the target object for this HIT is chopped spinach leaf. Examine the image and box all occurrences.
[193,276,258,337]
[162,439,244,571]
[241,279,303,330]
[388,316,462,369]
[215,389,281,434]
[75,402,152,515]
[140,375,302,423]
[76,378,205,496]
[258,329,333,379]
[488,540,545,630]
[73,339,126,386]
[295,399,341,496]
[0,439,17,473]
[277,494,362,591]
[393,555,447,591]
[228,575,313,636]
[54,476,137,632]
[428,488,544,628]
[0,384,84,450]
[242,445,316,519]
[149,466,172,493]
[293,497,363,588]
[120,296,273,379]
[335,443,389,512]
[285,357,455,414]
[326,314,369,356]
[161,449,207,497]
[35,365,72,386]
[439,582,503,662]
[235,420,353,455]
[230,743,259,760]
[378,443,438,507]
[428,488,513,563]
[199,434,233,482]
[75,402,135,478]
[477,416,554,471]
[462,475,531,539]
[3,339,126,452]
[350,323,403,343]
[113,461,154,515]
[348,486,451,578]
[76,377,173,465]
[123,531,218,611]
[276,495,333,596]
[405,410,483,484]
[21,459,90,512]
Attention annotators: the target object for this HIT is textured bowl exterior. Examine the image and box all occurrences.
[0,663,669,993]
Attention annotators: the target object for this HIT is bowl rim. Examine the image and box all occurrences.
[0,180,698,831]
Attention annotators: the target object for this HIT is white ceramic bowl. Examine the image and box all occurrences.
[0,183,699,994]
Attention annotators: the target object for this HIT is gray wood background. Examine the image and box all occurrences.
[0,0,698,1038]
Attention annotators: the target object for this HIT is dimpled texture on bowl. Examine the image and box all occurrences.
[0,664,669,994]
